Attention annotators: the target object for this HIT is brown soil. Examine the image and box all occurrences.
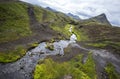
[47,44,88,63]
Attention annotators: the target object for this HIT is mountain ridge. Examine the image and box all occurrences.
[67,13,81,20]
[46,7,57,12]
[0,1,120,79]
[90,13,111,26]
[82,13,111,26]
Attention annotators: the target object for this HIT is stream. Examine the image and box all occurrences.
[0,26,120,79]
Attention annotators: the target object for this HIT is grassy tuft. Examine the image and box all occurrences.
[105,63,120,79]
[46,42,54,51]
[87,41,120,49]
[34,53,96,79]
[87,43,107,48]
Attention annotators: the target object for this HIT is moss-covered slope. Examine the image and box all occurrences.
[34,53,96,79]
[0,1,79,63]
[0,2,32,43]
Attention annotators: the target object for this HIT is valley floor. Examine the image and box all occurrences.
[0,2,120,79]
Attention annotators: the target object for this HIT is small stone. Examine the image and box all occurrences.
[40,52,44,54]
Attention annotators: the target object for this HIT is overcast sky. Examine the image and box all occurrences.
[21,0,120,26]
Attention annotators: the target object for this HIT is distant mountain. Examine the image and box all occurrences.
[67,13,81,20]
[90,13,111,25]
[83,13,111,26]
[46,7,57,12]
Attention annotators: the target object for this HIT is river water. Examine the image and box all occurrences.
[0,26,78,79]
[0,26,120,79]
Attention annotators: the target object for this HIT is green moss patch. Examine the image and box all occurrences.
[73,26,89,41]
[50,24,72,39]
[51,24,88,41]
[34,53,96,79]
[87,41,120,49]
[105,63,120,79]
[87,43,107,48]
[29,42,39,47]
[46,42,54,51]
[0,45,26,63]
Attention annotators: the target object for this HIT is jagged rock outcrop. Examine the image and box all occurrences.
[82,13,111,26]
[90,13,111,26]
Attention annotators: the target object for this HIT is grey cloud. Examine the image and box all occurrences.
[76,12,92,18]
[20,0,120,26]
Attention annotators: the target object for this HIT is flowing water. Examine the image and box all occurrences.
[0,26,78,79]
[0,26,120,79]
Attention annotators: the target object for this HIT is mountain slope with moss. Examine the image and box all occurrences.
[0,1,120,79]
[0,1,87,63]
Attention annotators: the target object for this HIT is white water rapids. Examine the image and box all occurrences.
[31,26,77,56]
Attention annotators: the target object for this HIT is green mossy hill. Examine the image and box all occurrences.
[79,23,120,42]
[33,5,84,40]
[80,23,120,55]
[34,5,73,24]
[0,2,77,63]
[0,2,32,63]
[0,2,32,43]
[34,53,97,79]
[33,5,89,41]
[81,13,111,26]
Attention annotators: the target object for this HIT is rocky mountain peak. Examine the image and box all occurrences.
[92,13,111,26]
[46,7,57,12]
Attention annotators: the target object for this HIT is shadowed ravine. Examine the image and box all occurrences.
[0,27,120,79]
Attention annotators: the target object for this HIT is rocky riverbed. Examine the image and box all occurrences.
[0,27,120,79]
